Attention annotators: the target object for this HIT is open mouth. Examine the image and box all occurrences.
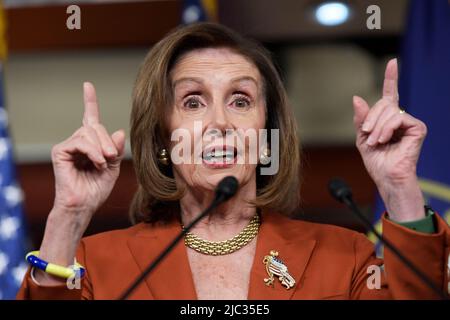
[202,145,238,166]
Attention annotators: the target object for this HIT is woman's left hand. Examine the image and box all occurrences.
[352,58,428,222]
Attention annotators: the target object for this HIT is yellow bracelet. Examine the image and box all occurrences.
[26,250,86,279]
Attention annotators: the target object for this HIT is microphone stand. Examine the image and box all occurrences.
[118,174,239,300]
[329,178,447,300]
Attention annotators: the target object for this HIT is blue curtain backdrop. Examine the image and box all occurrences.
[370,0,450,252]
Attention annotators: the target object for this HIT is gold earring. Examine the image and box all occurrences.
[157,148,170,165]
[260,147,271,165]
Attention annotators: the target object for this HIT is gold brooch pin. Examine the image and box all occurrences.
[263,250,295,290]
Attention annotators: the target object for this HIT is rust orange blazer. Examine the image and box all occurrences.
[17,211,450,300]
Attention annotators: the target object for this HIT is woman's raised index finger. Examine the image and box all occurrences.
[83,82,100,126]
[382,58,399,101]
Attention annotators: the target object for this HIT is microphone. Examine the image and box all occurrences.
[215,176,239,202]
[328,178,447,300]
[119,176,239,300]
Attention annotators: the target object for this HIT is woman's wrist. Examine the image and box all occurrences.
[33,210,85,286]
[39,208,87,266]
[378,176,425,223]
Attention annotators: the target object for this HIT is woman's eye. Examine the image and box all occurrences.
[233,96,251,108]
[184,97,202,109]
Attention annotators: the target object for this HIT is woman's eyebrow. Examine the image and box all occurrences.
[172,77,203,89]
[230,76,258,86]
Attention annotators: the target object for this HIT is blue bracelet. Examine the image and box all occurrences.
[26,251,86,279]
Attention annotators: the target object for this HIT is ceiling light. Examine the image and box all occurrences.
[315,2,350,26]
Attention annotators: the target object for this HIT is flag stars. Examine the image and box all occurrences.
[12,263,28,285]
[0,216,20,240]
[3,185,24,207]
[183,5,201,24]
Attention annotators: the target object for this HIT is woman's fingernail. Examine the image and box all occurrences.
[367,136,375,146]
[362,122,370,132]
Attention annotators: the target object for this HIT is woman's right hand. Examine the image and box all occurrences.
[52,82,126,222]
[35,82,126,285]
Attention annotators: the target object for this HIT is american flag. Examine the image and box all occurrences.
[0,3,28,300]
[181,0,217,25]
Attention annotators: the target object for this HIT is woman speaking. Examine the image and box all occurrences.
[17,23,449,300]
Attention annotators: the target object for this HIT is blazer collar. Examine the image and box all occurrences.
[127,211,316,300]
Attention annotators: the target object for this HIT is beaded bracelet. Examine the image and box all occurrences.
[26,251,86,279]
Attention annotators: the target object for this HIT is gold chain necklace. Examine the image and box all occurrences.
[182,214,260,256]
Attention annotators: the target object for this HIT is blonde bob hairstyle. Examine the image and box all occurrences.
[129,22,300,224]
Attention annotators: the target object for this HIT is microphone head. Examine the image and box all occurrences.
[215,176,239,201]
[328,178,352,203]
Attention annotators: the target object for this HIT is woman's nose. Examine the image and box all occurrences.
[206,104,232,132]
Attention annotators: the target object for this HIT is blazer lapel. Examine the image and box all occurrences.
[127,219,197,300]
[248,212,316,300]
